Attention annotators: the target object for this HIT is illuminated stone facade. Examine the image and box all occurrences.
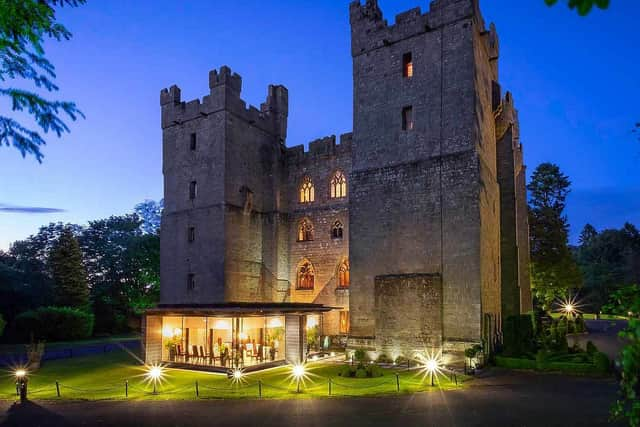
[158,0,531,359]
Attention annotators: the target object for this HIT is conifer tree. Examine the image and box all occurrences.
[527,163,582,306]
[49,228,89,309]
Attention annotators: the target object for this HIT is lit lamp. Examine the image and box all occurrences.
[15,369,28,402]
[230,368,245,385]
[291,363,306,393]
[146,364,164,395]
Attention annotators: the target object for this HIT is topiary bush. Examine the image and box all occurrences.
[13,306,94,342]
[593,352,610,374]
[376,353,393,363]
[338,365,353,377]
[355,367,367,378]
[366,364,383,377]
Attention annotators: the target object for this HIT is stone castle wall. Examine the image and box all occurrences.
[158,0,532,352]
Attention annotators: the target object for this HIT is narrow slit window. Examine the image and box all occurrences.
[189,181,197,200]
[188,226,195,242]
[190,133,197,151]
[403,52,413,78]
[402,106,414,131]
[187,273,195,290]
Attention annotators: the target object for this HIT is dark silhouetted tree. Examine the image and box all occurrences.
[579,223,598,245]
[0,0,85,162]
[49,228,89,309]
[528,163,582,306]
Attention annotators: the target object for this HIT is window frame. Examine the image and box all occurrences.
[337,260,350,289]
[190,133,197,151]
[299,176,315,203]
[188,226,195,243]
[297,218,314,242]
[296,259,315,290]
[331,220,344,239]
[402,52,413,78]
[187,273,195,291]
[402,106,414,131]
[330,171,347,199]
[189,181,197,200]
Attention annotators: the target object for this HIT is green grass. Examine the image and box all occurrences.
[0,351,468,401]
[0,334,140,355]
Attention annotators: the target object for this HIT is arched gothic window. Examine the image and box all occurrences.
[330,171,347,199]
[338,260,350,288]
[331,220,343,239]
[296,260,315,290]
[299,176,315,203]
[297,218,314,242]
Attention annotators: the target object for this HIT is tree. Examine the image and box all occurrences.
[49,227,89,309]
[612,296,640,427]
[576,223,640,310]
[0,313,5,337]
[134,199,163,235]
[545,0,610,15]
[528,163,582,306]
[579,223,598,245]
[0,0,85,162]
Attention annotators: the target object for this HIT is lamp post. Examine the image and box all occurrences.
[292,363,306,393]
[15,369,28,402]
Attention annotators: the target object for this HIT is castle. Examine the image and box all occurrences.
[143,0,532,370]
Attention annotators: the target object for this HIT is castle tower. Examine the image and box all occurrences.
[347,0,504,356]
[159,66,290,305]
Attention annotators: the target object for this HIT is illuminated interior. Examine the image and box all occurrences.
[161,315,286,368]
[299,176,315,203]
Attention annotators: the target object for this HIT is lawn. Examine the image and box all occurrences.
[549,313,628,320]
[0,351,468,401]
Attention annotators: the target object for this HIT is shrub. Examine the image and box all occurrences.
[355,368,368,378]
[353,349,367,363]
[593,352,610,374]
[367,364,383,378]
[338,365,353,377]
[575,316,586,333]
[0,314,5,337]
[503,314,536,356]
[495,356,537,370]
[586,340,598,354]
[13,306,94,342]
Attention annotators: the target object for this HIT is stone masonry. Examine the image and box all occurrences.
[158,0,531,357]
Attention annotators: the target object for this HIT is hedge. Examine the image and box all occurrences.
[503,314,536,356]
[495,352,610,375]
[12,306,94,342]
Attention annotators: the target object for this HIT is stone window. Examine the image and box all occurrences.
[402,106,413,131]
[330,171,347,199]
[338,260,350,288]
[402,52,413,78]
[299,176,315,203]
[296,260,315,290]
[189,181,197,200]
[190,133,197,151]
[188,226,195,242]
[331,220,343,239]
[297,218,314,242]
[187,273,195,291]
[339,311,350,334]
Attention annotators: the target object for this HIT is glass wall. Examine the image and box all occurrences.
[160,315,286,368]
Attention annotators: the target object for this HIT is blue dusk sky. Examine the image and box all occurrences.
[0,0,639,250]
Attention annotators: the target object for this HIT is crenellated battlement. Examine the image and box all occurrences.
[160,66,288,141]
[349,0,485,56]
[349,0,482,56]
[286,133,352,164]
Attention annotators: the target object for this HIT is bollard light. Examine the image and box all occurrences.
[145,364,165,394]
[230,368,246,385]
[291,363,307,393]
[15,369,27,379]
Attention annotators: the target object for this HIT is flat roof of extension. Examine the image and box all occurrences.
[146,302,340,317]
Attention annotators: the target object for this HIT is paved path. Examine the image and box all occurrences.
[0,370,622,427]
[568,319,628,362]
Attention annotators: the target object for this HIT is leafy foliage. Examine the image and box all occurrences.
[528,163,582,305]
[0,199,161,339]
[12,306,94,342]
[544,0,610,15]
[503,314,536,357]
[0,0,85,161]
[575,224,640,310]
[0,314,5,336]
[49,227,89,309]
[612,297,640,426]
[602,284,640,317]
[134,199,163,235]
